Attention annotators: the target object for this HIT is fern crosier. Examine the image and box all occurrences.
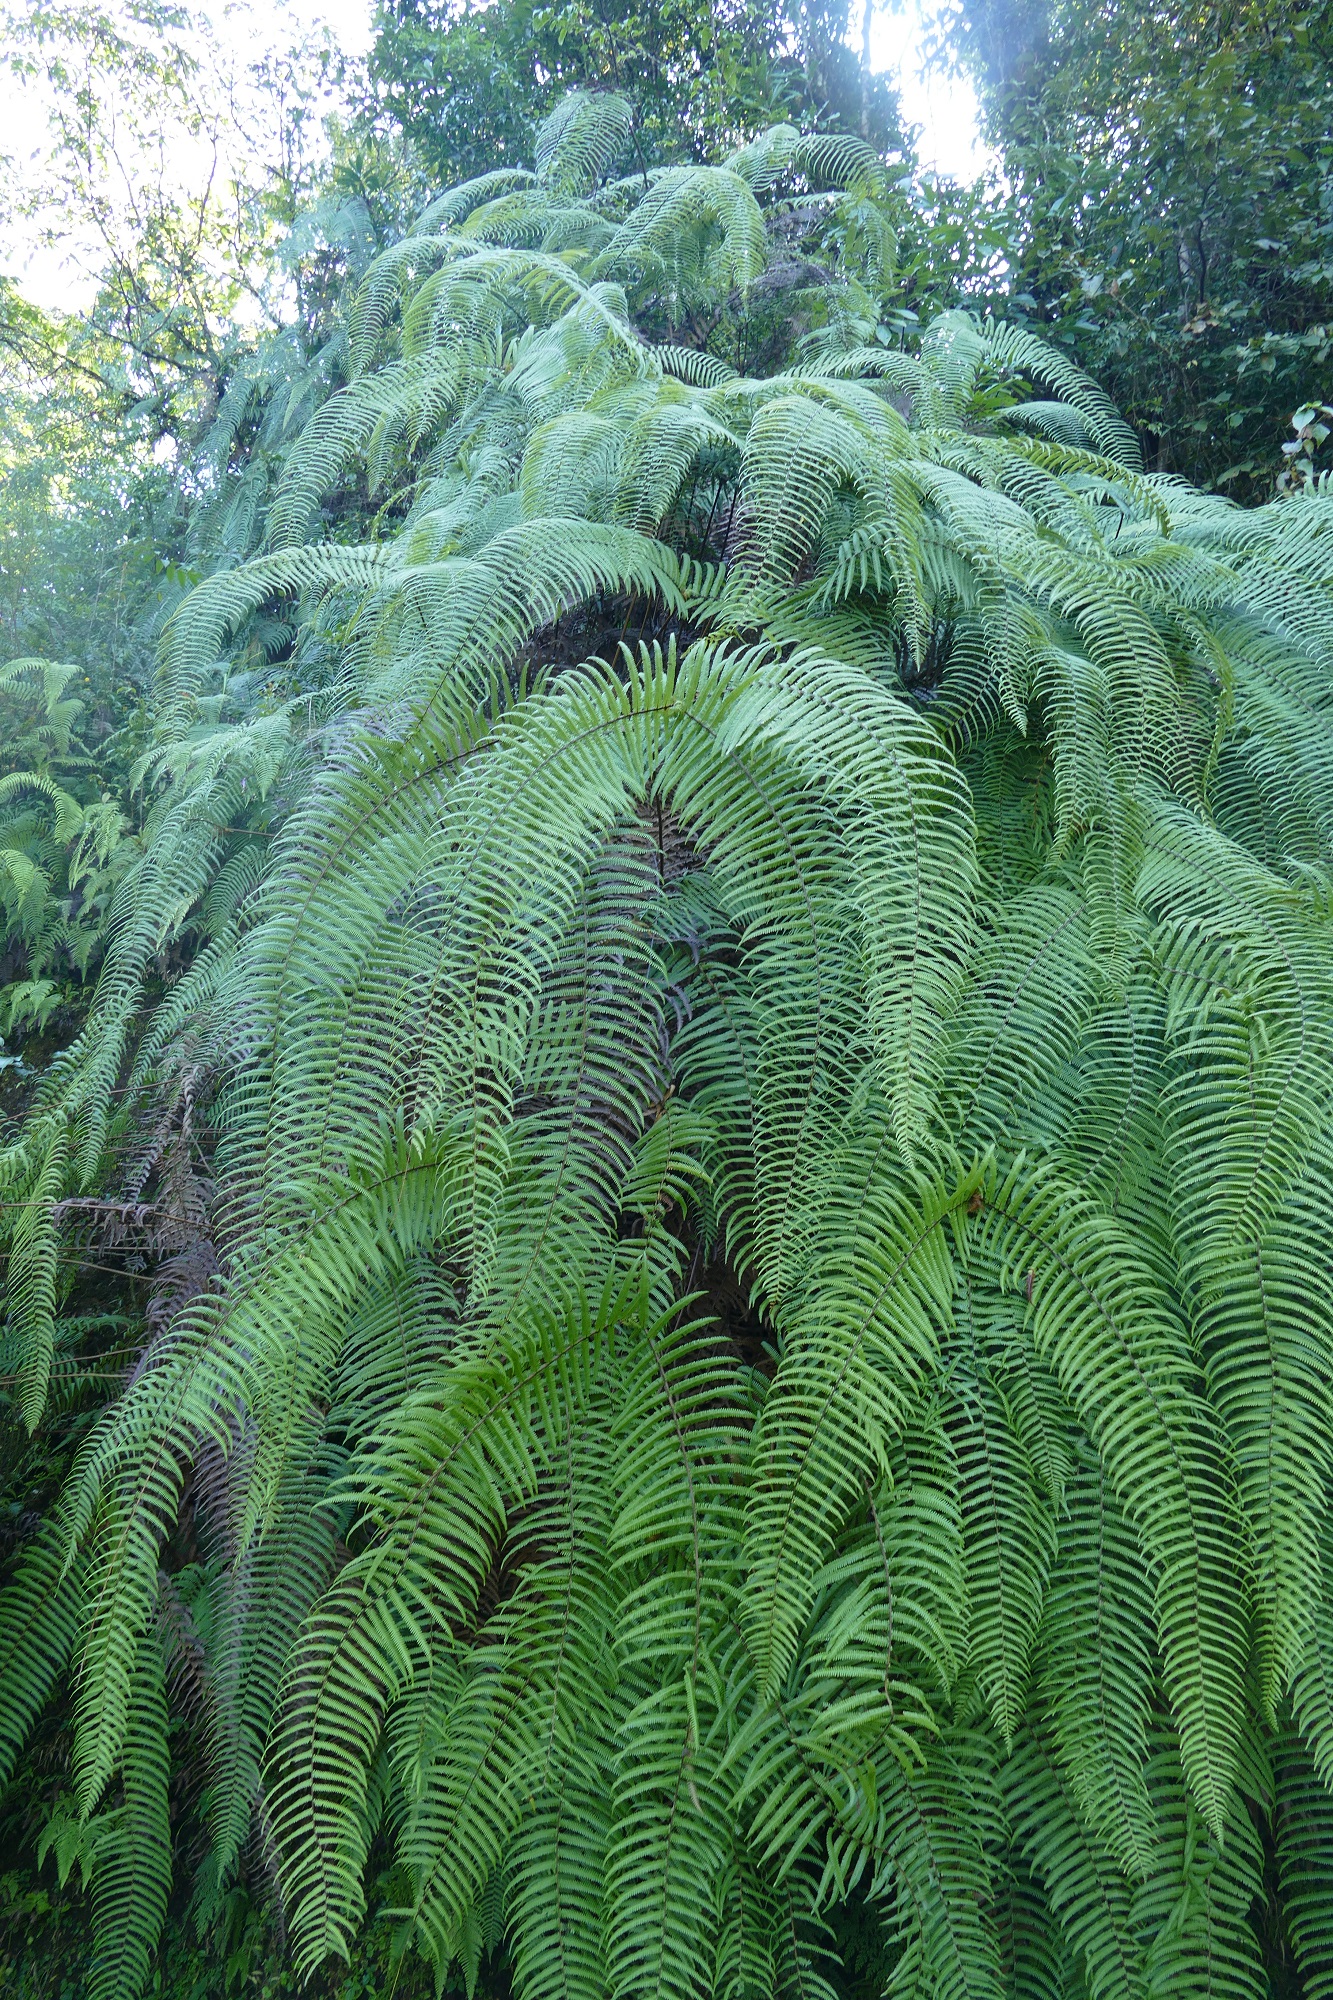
[2,88,1333,2000]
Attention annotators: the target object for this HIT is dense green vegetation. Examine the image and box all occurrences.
[942,0,1333,495]
[1,4,1332,1996]
[369,0,908,179]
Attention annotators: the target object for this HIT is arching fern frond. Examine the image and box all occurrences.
[534,90,633,195]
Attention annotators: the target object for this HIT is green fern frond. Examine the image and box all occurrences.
[599,167,768,311]
[1040,1446,1155,1880]
[977,1163,1246,1837]
[416,169,541,236]
[1274,1712,1333,2000]
[534,91,633,195]
[83,1627,172,2000]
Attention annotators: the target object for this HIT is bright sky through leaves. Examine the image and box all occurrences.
[868,0,991,182]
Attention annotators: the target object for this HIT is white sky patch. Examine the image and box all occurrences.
[280,0,377,60]
[866,0,993,183]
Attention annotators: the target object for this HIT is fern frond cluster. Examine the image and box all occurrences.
[4,91,1333,2000]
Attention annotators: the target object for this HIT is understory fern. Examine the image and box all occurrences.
[3,86,1333,2000]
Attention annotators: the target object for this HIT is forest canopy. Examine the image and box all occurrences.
[0,4,1332,1998]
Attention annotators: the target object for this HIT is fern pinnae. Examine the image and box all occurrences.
[1040,1443,1156,1881]
[975,1163,1245,1838]
[83,1625,173,2000]
[948,1268,1056,1751]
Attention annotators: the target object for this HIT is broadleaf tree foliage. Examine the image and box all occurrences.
[2,83,1333,2000]
[940,0,1333,496]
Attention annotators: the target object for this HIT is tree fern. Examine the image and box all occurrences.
[2,87,1333,2000]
